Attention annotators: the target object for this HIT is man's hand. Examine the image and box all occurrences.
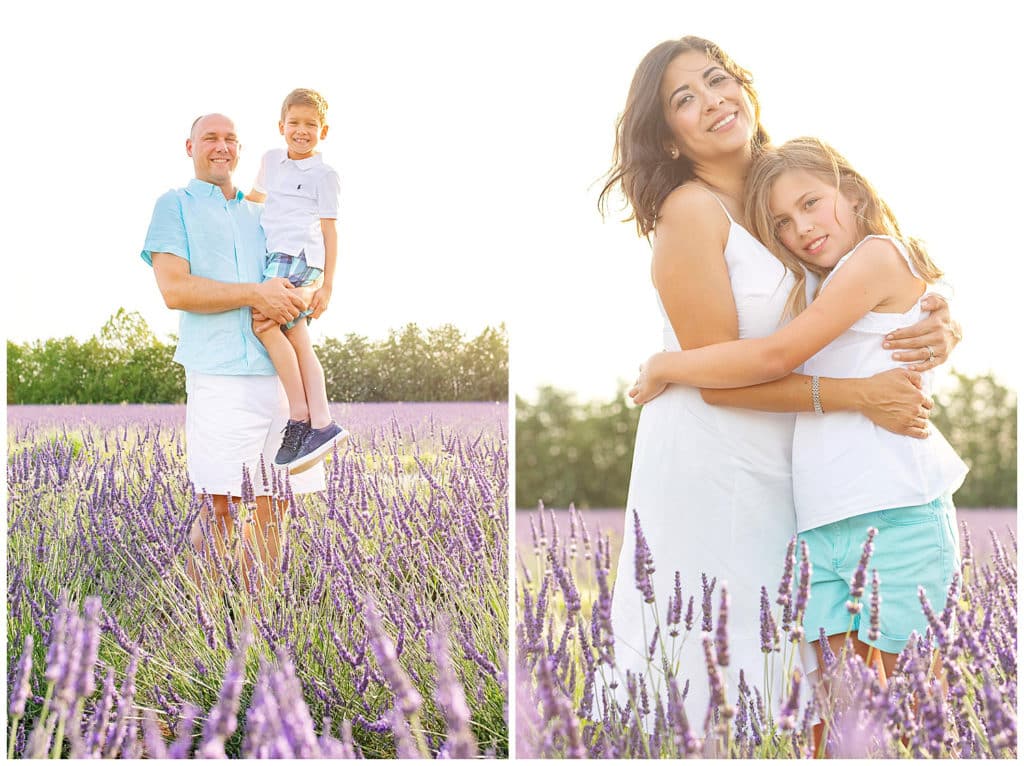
[252,278,305,325]
[250,307,280,335]
[309,284,332,320]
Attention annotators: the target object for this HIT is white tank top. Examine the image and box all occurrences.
[792,235,968,532]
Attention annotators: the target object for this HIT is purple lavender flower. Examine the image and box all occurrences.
[777,536,796,607]
[667,677,699,755]
[847,527,877,613]
[647,625,661,661]
[702,633,724,712]
[701,573,716,633]
[715,582,730,667]
[427,621,478,758]
[75,597,102,698]
[758,586,777,654]
[777,668,802,731]
[818,627,837,670]
[194,594,216,651]
[198,625,252,757]
[959,519,974,571]
[632,510,656,604]
[667,570,683,637]
[791,540,812,642]
[868,569,882,643]
[940,571,960,630]
[918,586,948,648]
[166,703,198,759]
[141,710,168,759]
[8,634,34,718]
[363,603,423,718]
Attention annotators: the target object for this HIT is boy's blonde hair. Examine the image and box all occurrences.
[280,88,329,124]
[744,136,943,320]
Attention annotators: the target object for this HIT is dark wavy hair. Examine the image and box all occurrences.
[598,36,770,237]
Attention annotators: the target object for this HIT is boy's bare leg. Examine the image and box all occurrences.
[284,321,331,428]
[256,322,309,422]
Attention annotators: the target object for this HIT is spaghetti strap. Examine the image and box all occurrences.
[690,184,735,224]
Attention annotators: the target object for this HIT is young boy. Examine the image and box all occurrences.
[246,88,348,474]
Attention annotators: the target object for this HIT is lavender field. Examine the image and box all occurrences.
[7,402,508,758]
[517,504,1017,758]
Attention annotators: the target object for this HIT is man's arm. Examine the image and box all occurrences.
[151,252,305,325]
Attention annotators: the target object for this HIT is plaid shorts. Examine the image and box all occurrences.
[262,251,324,330]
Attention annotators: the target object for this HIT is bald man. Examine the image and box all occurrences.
[141,114,326,583]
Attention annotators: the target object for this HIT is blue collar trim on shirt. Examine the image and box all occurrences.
[185,178,244,200]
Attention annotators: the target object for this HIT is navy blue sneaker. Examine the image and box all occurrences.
[275,419,311,466]
[288,421,350,474]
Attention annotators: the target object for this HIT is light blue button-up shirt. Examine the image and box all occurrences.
[141,179,275,375]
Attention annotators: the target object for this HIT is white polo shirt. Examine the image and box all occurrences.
[253,148,340,269]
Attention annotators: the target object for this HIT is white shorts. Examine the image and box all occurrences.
[184,371,326,497]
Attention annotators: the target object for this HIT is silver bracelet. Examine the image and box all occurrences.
[811,375,824,414]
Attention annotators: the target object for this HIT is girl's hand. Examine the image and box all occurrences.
[882,293,962,372]
[628,353,670,405]
[857,368,933,438]
[309,284,332,320]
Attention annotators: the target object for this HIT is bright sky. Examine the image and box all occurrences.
[3,1,1019,402]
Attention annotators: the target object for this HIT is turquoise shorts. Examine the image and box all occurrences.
[262,251,324,330]
[797,494,959,655]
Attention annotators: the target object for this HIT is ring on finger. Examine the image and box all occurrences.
[925,345,935,361]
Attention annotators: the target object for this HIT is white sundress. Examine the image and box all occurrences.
[604,190,814,728]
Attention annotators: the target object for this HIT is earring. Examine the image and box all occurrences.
[669,148,679,160]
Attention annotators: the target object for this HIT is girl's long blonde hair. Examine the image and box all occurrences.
[744,137,943,319]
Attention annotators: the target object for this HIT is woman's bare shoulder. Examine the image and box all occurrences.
[657,183,729,230]
[655,183,731,245]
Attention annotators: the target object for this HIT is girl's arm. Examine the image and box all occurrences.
[648,208,929,436]
[643,238,905,390]
[695,369,932,438]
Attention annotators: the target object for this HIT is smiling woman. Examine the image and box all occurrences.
[660,51,756,165]
[572,33,963,735]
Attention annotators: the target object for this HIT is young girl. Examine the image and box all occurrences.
[629,136,968,676]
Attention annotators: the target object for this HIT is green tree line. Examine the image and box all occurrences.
[8,309,508,404]
[517,372,1017,510]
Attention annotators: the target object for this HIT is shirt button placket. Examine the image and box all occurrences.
[227,202,249,372]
